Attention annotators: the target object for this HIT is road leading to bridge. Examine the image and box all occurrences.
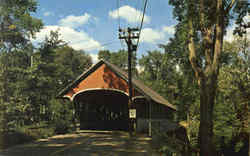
[0,130,160,156]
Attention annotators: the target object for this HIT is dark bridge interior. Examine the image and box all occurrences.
[74,89,129,131]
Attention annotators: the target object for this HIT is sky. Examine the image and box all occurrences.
[32,0,177,63]
[32,0,249,63]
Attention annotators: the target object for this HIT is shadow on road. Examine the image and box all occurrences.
[0,131,159,156]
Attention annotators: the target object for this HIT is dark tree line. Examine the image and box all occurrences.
[0,0,92,133]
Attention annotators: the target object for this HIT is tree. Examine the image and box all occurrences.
[0,0,43,51]
[55,47,93,87]
[98,50,111,61]
[139,49,199,155]
[169,0,249,155]
[139,50,180,99]
[139,51,165,81]
[159,21,202,152]
[0,29,93,131]
[216,37,250,155]
[0,0,42,131]
[28,30,93,123]
[98,49,138,75]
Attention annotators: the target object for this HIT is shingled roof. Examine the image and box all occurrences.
[57,59,177,111]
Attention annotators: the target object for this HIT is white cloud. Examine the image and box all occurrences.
[140,28,165,43]
[109,5,150,24]
[59,13,91,28]
[43,11,53,17]
[90,53,99,64]
[33,25,101,51]
[162,25,175,34]
[138,25,177,44]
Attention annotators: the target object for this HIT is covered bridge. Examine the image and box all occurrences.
[57,60,177,133]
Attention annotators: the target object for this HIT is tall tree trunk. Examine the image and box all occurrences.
[186,0,236,155]
[199,73,217,156]
[248,102,250,156]
[248,132,250,156]
[187,1,217,154]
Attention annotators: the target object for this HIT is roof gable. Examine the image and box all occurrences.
[58,60,176,110]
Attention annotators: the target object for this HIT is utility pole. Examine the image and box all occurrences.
[119,27,139,136]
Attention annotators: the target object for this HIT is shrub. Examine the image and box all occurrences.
[52,119,72,134]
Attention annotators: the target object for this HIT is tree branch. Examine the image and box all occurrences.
[199,0,205,31]
[213,0,224,73]
[188,1,203,82]
[200,0,214,68]
[204,28,213,67]
[225,0,238,15]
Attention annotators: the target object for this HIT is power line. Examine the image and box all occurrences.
[117,0,149,136]
[116,0,148,52]
[117,0,123,49]
[135,0,148,52]
[117,0,120,29]
[135,0,141,28]
[138,0,146,28]
[82,40,120,51]
[119,27,139,137]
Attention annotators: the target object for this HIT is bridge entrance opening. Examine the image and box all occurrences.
[74,89,129,131]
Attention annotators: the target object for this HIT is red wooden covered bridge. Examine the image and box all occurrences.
[57,60,178,133]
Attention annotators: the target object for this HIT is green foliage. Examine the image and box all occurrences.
[0,0,249,155]
[0,49,32,131]
[139,49,198,121]
[98,49,138,76]
[213,37,250,154]
[24,30,92,124]
[98,50,111,61]
[52,119,72,134]
[55,46,92,86]
[0,0,43,133]
[168,1,249,155]
[0,29,92,134]
[138,49,199,154]
[49,99,73,134]
[0,0,43,51]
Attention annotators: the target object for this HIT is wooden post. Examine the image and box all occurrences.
[149,100,152,137]
[119,27,139,136]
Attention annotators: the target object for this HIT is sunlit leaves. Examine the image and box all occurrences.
[0,0,43,51]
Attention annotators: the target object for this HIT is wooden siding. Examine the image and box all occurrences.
[65,64,141,99]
